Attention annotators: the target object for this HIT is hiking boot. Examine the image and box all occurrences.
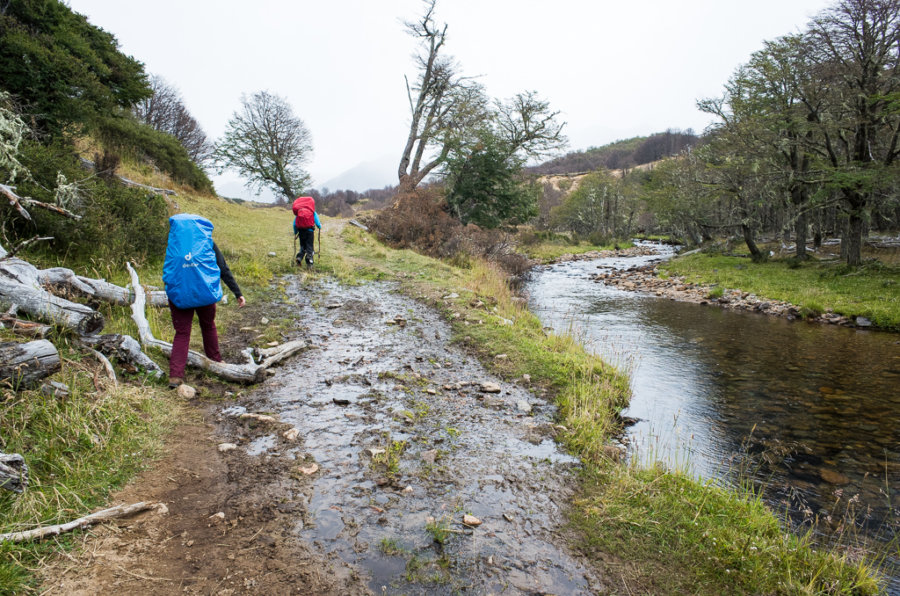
[306,259,314,269]
[168,376,183,389]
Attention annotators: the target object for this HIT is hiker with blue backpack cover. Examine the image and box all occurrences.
[163,214,246,388]
[292,196,321,267]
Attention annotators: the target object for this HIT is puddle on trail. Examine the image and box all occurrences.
[233,280,604,595]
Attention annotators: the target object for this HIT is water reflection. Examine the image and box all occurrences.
[528,250,900,537]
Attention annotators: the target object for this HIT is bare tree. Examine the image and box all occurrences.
[134,75,213,165]
[214,91,313,203]
[397,0,487,193]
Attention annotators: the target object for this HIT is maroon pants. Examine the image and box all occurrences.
[168,302,221,378]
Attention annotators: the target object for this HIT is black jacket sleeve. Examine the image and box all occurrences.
[213,243,242,299]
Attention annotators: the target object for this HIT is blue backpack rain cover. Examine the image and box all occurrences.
[162,214,223,309]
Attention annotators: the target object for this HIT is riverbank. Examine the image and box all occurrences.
[660,252,900,331]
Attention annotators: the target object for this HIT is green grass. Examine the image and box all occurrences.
[663,253,900,330]
[0,356,180,593]
[520,237,634,263]
[573,464,881,594]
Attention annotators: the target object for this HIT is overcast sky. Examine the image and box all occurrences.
[66,0,833,199]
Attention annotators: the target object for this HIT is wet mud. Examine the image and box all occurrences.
[235,279,607,594]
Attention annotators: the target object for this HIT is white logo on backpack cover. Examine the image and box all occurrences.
[182,252,198,268]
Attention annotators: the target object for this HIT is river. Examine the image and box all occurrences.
[527,245,900,589]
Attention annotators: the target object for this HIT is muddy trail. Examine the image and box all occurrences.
[42,277,607,595]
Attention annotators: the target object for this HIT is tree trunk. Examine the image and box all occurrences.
[0,259,104,335]
[0,340,61,389]
[741,223,764,262]
[795,207,809,259]
[38,267,168,307]
[846,211,864,266]
[0,452,28,493]
[79,334,163,378]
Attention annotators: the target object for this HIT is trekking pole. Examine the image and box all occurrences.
[317,227,322,263]
[292,230,298,267]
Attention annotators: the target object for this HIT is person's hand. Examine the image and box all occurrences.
[237,296,246,308]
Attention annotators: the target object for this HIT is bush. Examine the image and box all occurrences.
[367,189,533,279]
[367,188,462,256]
[3,138,168,261]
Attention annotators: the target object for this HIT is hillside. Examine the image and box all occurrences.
[529,130,699,175]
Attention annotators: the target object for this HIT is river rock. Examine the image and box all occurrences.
[855,316,872,327]
[819,468,850,485]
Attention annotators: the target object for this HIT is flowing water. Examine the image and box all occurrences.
[528,246,900,588]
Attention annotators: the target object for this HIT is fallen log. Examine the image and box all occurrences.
[0,258,104,335]
[126,263,306,383]
[38,267,168,307]
[0,340,61,389]
[0,452,28,493]
[0,314,51,338]
[0,501,167,543]
[79,334,163,378]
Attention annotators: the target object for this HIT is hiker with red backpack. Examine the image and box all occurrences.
[292,195,321,268]
[162,214,246,389]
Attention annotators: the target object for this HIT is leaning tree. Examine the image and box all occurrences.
[215,91,313,202]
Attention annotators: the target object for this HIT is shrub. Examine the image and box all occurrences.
[3,138,168,261]
[367,189,533,279]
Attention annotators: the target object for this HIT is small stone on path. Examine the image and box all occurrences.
[462,514,482,527]
[218,443,237,453]
[516,400,532,414]
[282,427,300,441]
[480,382,502,393]
[298,463,319,475]
[177,384,196,399]
[421,449,437,465]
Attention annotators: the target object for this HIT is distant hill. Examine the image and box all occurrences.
[529,130,699,175]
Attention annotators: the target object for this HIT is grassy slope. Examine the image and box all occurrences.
[2,186,883,593]
[662,253,900,330]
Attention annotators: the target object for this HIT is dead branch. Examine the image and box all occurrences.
[0,501,167,543]
[0,184,81,221]
[86,348,118,387]
[78,334,163,378]
[38,267,168,307]
[0,257,104,335]
[0,339,61,389]
[0,313,51,338]
[126,262,306,383]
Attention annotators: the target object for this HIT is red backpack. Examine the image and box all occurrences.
[292,196,316,229]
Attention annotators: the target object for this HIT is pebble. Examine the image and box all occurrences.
[177,384,196,399]
[462,514,482,527]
